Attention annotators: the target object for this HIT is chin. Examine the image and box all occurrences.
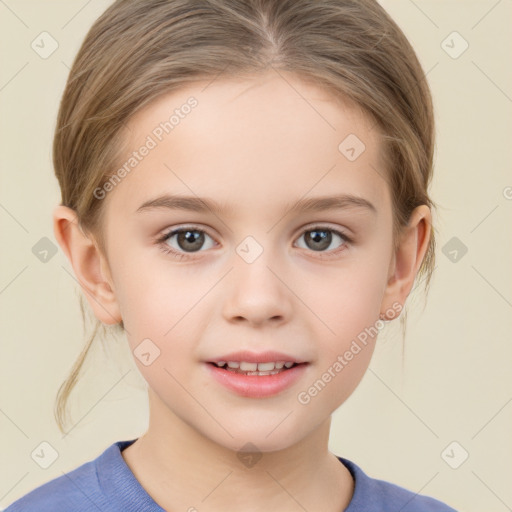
[201,417,314,455]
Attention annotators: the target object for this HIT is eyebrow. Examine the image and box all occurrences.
[136,193,377,216]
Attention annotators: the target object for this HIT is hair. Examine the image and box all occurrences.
[53,0,437,433]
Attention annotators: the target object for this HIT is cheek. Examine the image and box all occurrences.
[112,249,211,337]
[112,257,216,388]
[299,254,389,407]
[307,254,389,341]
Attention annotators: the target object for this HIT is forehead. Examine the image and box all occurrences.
[105,70,389,219]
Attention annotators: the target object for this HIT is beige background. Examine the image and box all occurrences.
[1,1,511,510]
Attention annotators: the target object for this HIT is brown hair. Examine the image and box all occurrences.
[53,0,436,433]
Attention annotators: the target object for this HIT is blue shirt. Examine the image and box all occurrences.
[4,439,458,511]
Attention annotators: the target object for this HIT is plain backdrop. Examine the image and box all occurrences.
[1,1,511,510]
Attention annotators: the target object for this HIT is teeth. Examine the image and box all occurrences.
[214,360,297,371]
[240,362,258,371]
[257,362,275,371]
[245,370,282,376]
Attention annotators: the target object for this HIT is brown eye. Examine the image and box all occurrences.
[161,227,215,254]
[175,230,205,252]
[304,229,332,251]
[296,226,350,253]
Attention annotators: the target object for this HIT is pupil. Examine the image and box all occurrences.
[307,229,331,251]
[178,230,204,252]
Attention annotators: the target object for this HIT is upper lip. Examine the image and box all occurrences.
[207,350,308,364]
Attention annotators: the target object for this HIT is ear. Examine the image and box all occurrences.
[53,205,122,325]
[380,205,432,319]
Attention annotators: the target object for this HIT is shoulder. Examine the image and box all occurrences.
[3,441,128,512]
[338,456,459,512]
[3,460,100,512]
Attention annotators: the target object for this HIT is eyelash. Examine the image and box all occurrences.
[156,224,353,261]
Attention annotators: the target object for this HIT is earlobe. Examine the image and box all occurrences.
[380,205,431,318]
[52,205,122,325]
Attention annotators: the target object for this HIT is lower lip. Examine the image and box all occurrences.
[205,363,309,398]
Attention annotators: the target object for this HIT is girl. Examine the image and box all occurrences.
[6,0,458,510]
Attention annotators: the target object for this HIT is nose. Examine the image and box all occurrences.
[222,246,292,327]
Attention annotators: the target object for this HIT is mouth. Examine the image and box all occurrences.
[205,360,309,398]
[207,360,305,376]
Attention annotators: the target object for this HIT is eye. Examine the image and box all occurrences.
[157,226,216,259]
[156,224,351,261]
[295,226,351,256]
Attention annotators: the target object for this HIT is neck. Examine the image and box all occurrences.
[122,389,354,512]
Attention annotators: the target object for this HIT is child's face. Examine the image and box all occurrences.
[87,71,412,451]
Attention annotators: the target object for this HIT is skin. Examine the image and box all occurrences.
[53,70,431,512]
